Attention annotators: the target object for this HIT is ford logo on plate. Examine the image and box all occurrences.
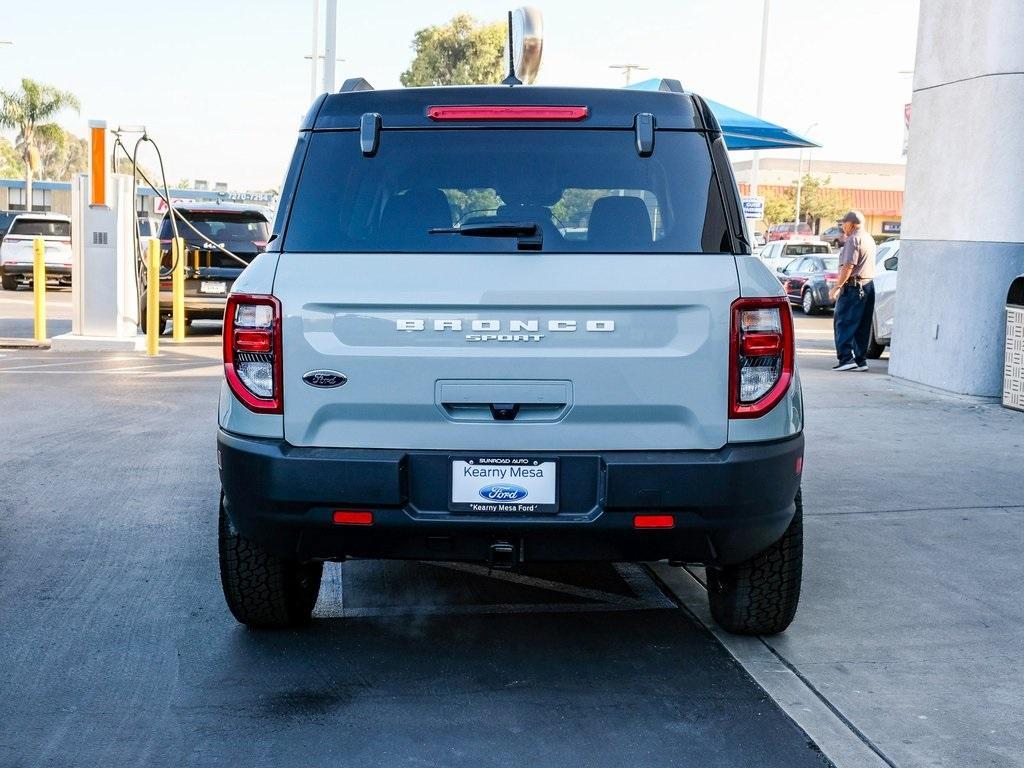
[479,484,529,502]
[302,370,348,388]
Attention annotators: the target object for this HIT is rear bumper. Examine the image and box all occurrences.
[157,289,229,316]
[1,263,71,279]
[218,430,804,566]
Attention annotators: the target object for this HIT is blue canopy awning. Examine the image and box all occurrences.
[627,78,820,151]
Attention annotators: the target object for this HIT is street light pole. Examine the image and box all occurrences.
[794,121,819,230]
[323,0,338,93]
[609,64,648,86]
[750,0,770,198]
[309,0,320,101]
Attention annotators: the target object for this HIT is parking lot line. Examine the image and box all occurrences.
[797,347,838,356]
[313,561,676,619]
[0,355,143,371]
[0,362,219,375]
[649,563,895,768]
[431,561,676,608]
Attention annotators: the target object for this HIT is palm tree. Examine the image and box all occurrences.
[0,78,80,212]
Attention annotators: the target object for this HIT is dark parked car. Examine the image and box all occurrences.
[778,254,840,314]
[820,225,844,249]
[145,202,270,332]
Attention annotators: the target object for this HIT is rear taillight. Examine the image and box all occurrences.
[729,296,794,419]
[223,293,282,414]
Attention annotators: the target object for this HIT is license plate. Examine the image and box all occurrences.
[199,281,227,294]
[450,457,558,513]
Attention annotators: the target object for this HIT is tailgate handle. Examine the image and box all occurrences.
[437,381,572,424]
[489,403,520,421]
[441,401,565,422]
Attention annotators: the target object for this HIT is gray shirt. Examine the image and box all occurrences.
[839,229,876,279]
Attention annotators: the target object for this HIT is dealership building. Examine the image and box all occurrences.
[731,158,905,238]
[0,178,276,218]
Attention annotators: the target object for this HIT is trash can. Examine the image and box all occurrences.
[1004,276,1024,412]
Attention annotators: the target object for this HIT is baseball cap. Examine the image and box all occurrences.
[841,211,863,225]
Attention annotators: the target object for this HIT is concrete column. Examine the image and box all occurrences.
[890,0,1024,397]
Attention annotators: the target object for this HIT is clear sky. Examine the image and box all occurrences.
[0,0,919,190]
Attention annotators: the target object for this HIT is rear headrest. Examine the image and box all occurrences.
[381,188,452,244]
[587,196,653,250]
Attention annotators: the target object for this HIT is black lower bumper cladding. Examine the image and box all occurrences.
[218,430,803,566]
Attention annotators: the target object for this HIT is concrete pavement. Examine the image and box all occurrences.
[715,319,1024,767]
[0,341,832,768]
[0,313,1021,767]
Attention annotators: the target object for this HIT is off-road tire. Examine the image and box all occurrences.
[801,289,816,315]
[218,498,323,628]
[866,328,886,359]
[1,274,19,291]
[139,301,170,336]
[706,489,803,635]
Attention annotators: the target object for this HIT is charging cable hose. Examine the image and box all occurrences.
[111,131,250,328]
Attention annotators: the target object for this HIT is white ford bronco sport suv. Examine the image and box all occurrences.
[217,78,804,635]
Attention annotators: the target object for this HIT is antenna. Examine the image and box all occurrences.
[502,10,522,86]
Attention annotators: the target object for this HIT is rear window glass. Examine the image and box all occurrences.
[822,257,839,270]
[11,219,70,237]
[284,130,730,253]
[159,211,269,246]
[782,243,829,256]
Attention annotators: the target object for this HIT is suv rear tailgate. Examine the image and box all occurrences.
[276,251,736,451]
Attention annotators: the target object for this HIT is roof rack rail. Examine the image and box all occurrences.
[339,77,374,93]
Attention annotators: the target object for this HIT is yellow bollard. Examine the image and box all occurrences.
[172,236,185,341]
[33,237,46,342]
[146,238,160,356]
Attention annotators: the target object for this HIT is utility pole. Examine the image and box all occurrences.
[323,0,338,93]
[309,0,320,100]
[793,122,817,228]
[609,64,648,86]
[750,0,770,198]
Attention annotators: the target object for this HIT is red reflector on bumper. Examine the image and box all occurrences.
[633,514,675,529]
[332,510,373,526]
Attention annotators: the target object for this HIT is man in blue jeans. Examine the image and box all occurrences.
[829,211,876,371]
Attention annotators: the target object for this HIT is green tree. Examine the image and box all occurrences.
[0,137,20,178]
[761,176,847,230]
[32,126,91,181]
[795,175,846,229]
[762,190,794,227]
[443,187,502,222]
[400,14,506,87]
[51,131,88,180]
[551,189,606,229]
[0,78,80,211]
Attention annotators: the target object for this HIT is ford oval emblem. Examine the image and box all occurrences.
[479,484,529,502]
[302,370,348,388]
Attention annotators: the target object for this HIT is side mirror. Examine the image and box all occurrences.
[884,256,898,271]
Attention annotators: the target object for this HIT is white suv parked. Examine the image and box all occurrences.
[0,213,72,290]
